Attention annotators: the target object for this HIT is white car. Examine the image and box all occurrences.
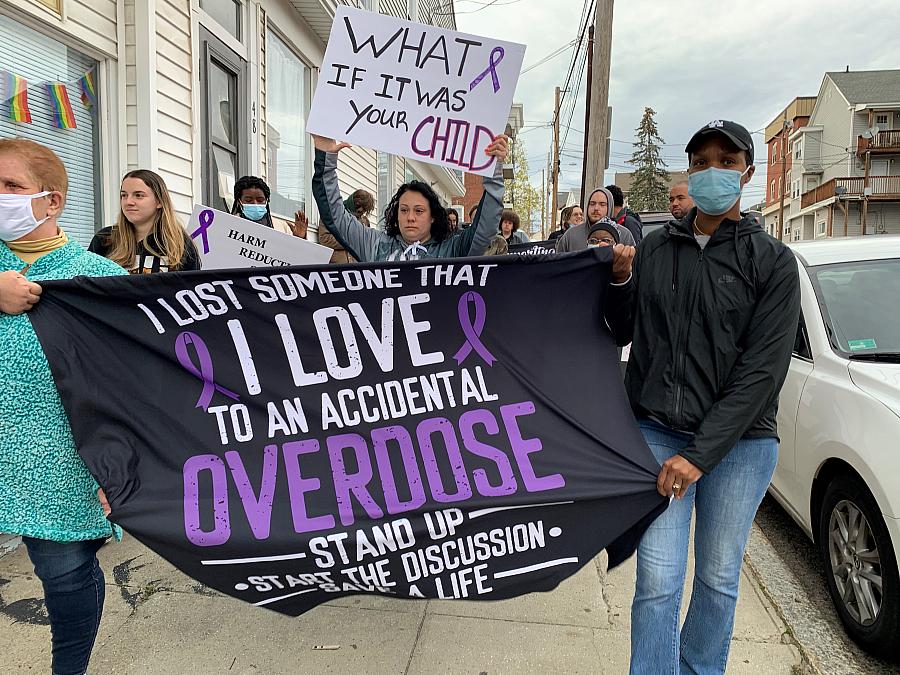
[772,236,900,659]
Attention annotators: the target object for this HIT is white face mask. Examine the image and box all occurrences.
[0,191,51,241]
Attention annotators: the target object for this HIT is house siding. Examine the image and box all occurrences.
[813,78,856,183]
[155,0,194,216]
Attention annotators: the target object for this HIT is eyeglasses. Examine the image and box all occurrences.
[587,237,615,246]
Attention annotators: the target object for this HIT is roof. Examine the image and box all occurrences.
[826,70,900,105]
[764,97,816,143]
[790,235,900,266]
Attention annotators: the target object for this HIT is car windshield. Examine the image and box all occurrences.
[809,259,900,357]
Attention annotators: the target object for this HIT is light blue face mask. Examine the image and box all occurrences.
[688,166,751,216]
[242,204,268,221]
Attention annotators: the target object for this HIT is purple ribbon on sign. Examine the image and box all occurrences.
[453,291,497,367]
[191,209,214,254]
[175,331,240,410]
[468,46,505,94]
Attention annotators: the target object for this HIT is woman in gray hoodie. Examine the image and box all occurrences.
[555,187,635,252]
[311,134,508,262]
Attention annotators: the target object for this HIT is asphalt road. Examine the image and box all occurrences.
[751,495,900,674]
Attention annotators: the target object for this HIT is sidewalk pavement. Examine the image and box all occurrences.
[0,527,802,674]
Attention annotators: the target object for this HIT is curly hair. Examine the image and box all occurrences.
[500,209,520,232]
[384,181,450,242]
[233,175,270,202]
[350,189,375,217]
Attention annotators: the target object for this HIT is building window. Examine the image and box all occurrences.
[771,145,778,165]
[875,113,889,128]
[817,221,827,237]
[771,180,777,201]
[794,141,801,159]
[793,228,802,242]
[0,14,100,247]
[266,30,311,217]
[405,162,425,184]
[200,0,242,41]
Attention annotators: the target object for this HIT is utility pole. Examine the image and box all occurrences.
[541,168,546,239]
[777,115,788,241]
[551,86,561,230]
[583,0,614,194]
[862,149,871,235]
[861,109,873,235]
[580,24,594,204]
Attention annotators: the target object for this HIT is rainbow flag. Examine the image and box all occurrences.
[46,82,77,129]
[79,69,97,110]
[4,72,32,123]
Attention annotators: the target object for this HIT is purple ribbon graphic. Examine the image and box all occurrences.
[468,46,505,94]
[190,209,214,254]
[453,291,497,366]
[175,331,240,410]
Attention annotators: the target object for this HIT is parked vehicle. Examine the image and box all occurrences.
[772,236,900,659]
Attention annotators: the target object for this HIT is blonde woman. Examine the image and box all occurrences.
[89,170,200,273]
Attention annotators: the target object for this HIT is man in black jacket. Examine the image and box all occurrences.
[606,184,643,244]
[605,120,800,674]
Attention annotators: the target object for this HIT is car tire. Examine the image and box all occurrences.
[817,473,900,660]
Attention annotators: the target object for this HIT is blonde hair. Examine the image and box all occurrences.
[107,170,189,270]
[0,138,68,206]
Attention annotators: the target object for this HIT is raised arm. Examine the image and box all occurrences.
[458,135,509,256]
[311,135,380,263]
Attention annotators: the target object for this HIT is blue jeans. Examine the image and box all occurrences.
[629,422,777,675]
[22,537,106,675]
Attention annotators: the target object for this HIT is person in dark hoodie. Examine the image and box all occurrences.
[606,184,643,244]
[604,120,800,674]
[555,187,635,252]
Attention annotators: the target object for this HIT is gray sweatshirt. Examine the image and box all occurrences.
[312,149,505,262]
[555,187,635,252]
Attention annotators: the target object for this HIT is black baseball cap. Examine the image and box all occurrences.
[685,120,754,161]
[587,218,620,244]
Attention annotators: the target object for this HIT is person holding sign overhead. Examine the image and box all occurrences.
[90,170,200,273]
[311,133,508,261]
[231,175,310,239]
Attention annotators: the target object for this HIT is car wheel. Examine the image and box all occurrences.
[818,473,900,660]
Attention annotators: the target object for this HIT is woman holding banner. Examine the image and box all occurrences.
[311,134,508,261]
[0,138,126,675]
[90,170,200,273]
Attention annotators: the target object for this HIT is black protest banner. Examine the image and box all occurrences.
[508,240,556,256]
[30,251,667,616]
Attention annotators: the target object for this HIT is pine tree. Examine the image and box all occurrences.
[504,137,542,238]
[627,107,670,212]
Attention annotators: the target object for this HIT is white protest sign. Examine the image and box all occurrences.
[187,206,332,269]
[306,6,526,177]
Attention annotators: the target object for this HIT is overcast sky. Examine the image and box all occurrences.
[458,0,900,208]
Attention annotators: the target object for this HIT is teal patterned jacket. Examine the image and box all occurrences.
[0,238,126,541]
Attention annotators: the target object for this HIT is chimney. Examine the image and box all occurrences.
[845,65,850,72]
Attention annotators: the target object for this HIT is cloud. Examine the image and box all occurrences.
[459,0,900,207]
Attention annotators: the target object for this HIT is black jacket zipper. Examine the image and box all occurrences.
[670,238,705,427]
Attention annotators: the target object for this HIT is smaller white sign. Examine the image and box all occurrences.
[187,206,332,269]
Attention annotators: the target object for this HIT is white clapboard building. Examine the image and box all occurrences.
[0,0,465,246]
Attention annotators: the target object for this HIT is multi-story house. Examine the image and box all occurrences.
[762,97,815,239]
[0,0,464,248]
[787,70,900,241]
